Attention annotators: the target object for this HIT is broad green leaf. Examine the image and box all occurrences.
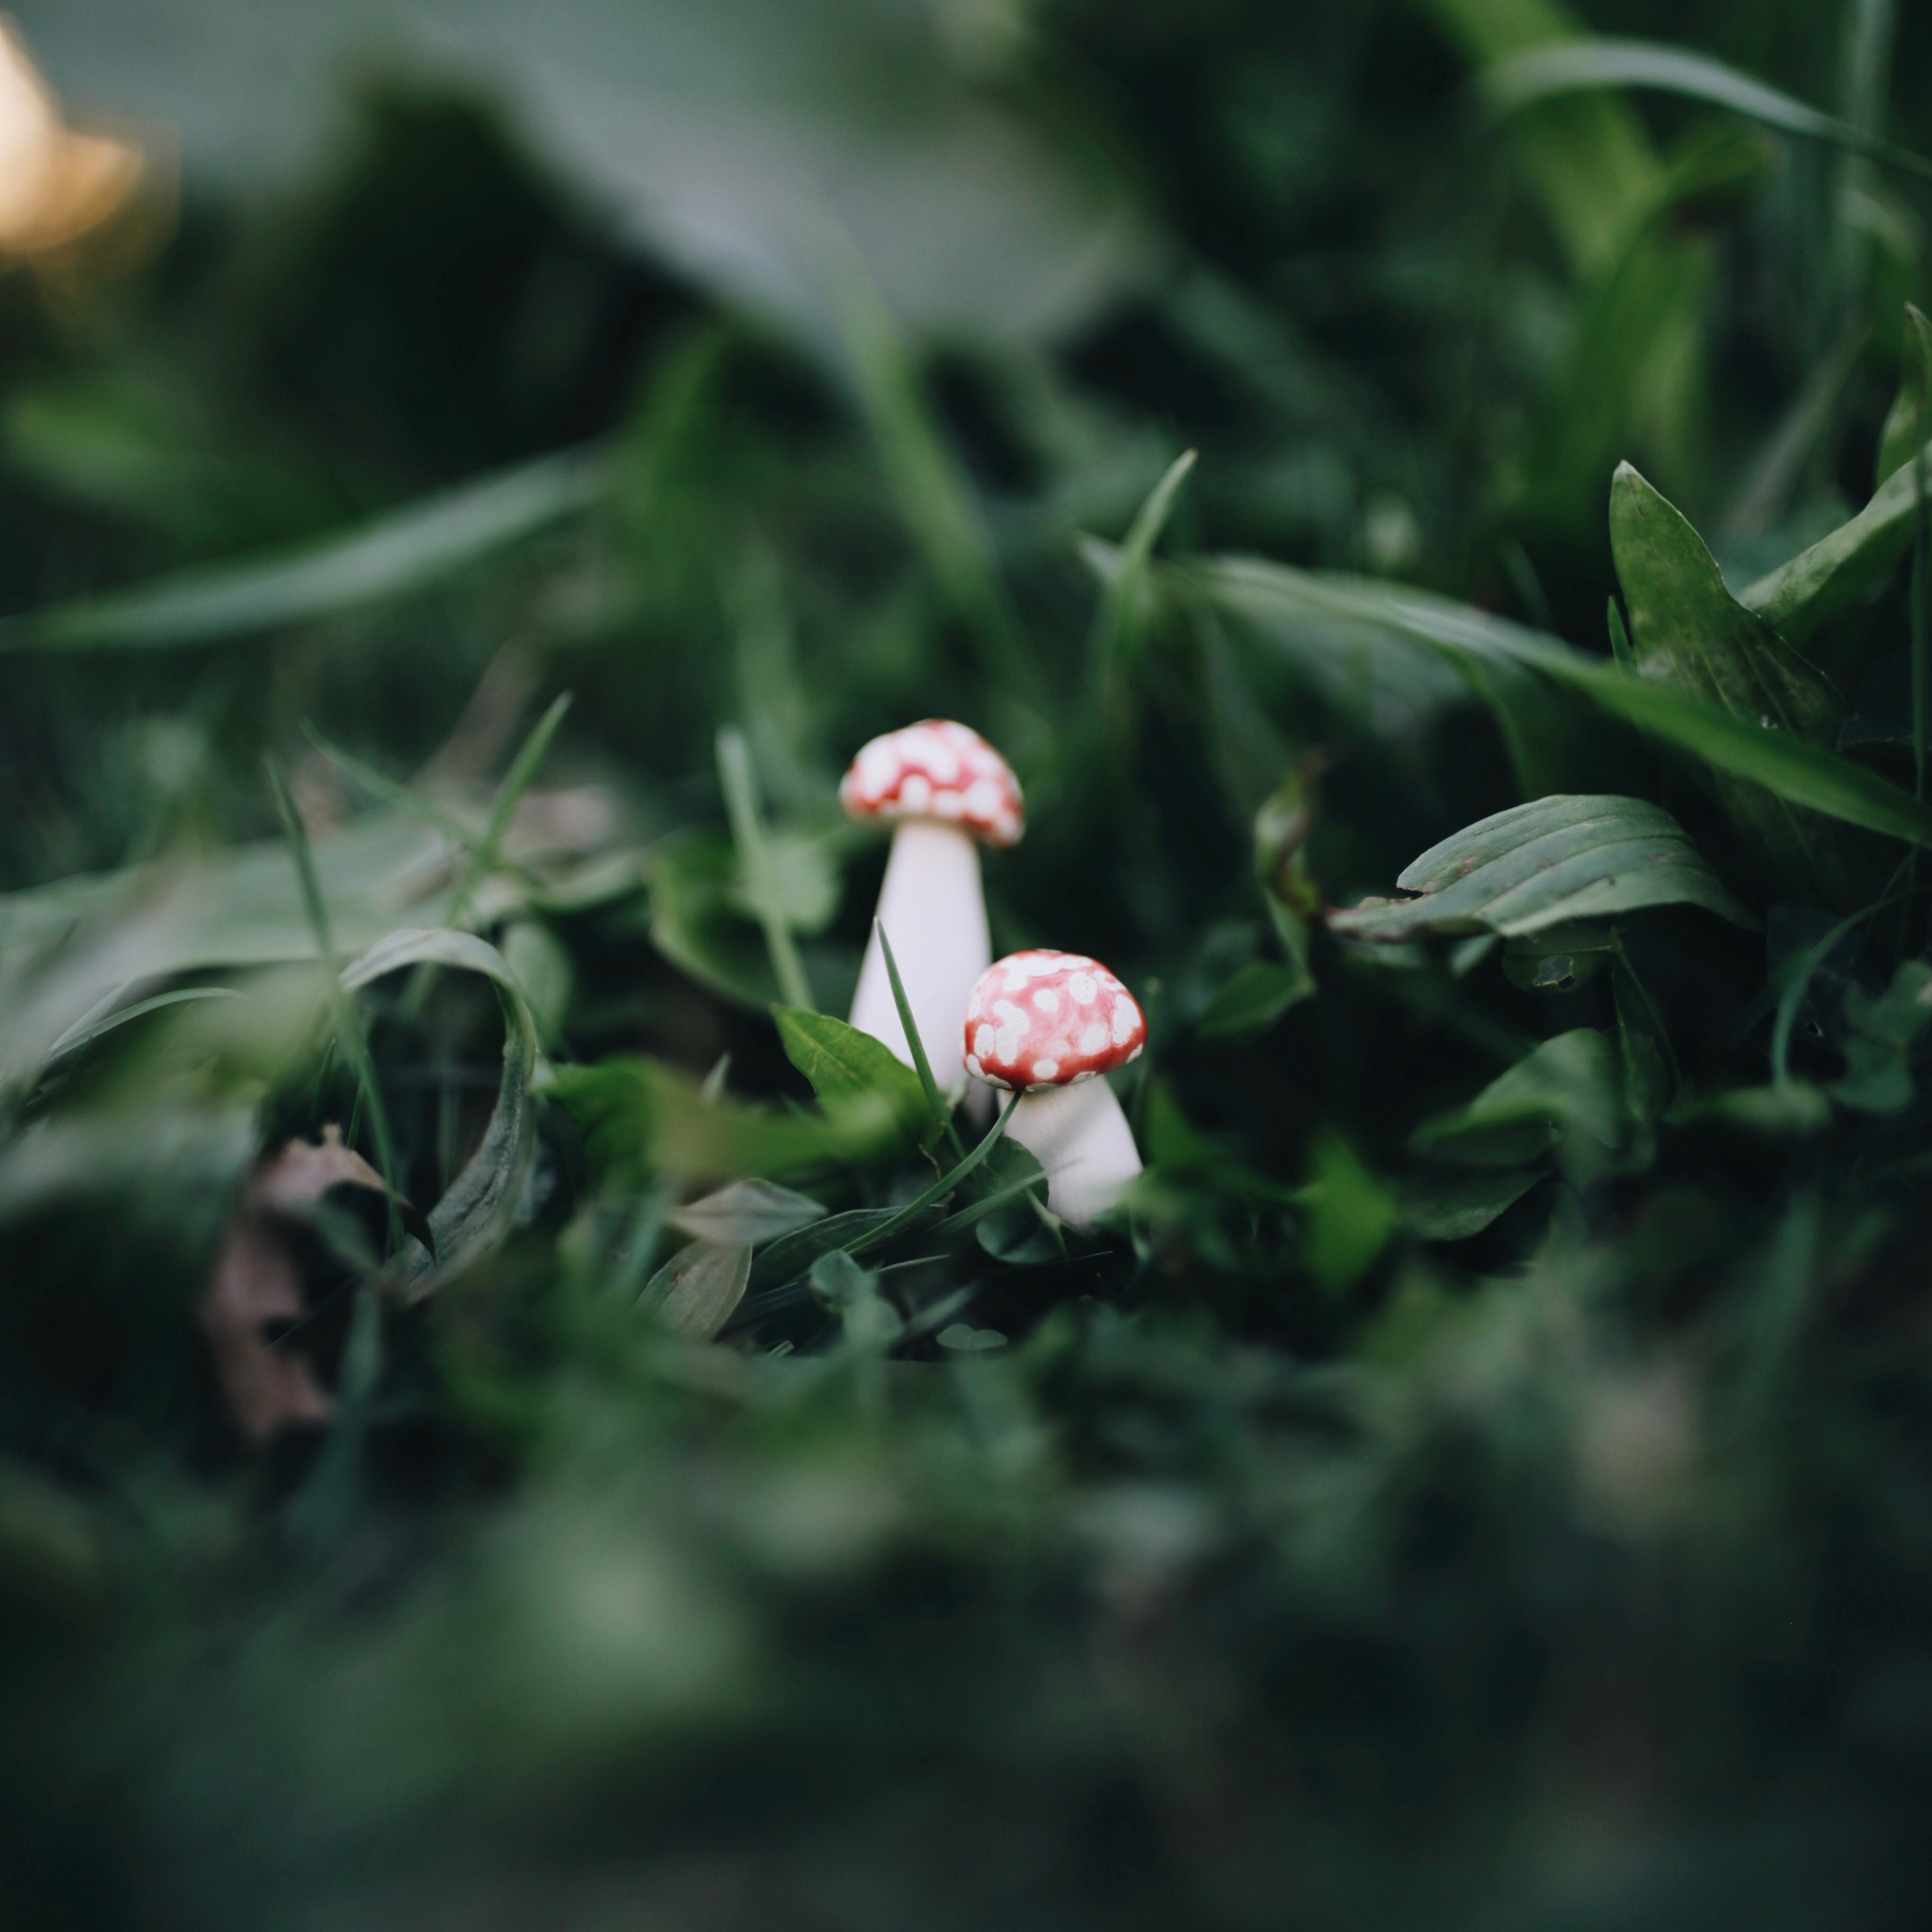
[773,1008,932,1143]
[0,446,605,652]
[1741,433,1932,645]
[639,1239,753,1341]
[1610,465,1847,901]
[341,927,541,1291]
[1875,305,1932,489]
[1400,1168,1545,1241]
[1194,558,1932,848]
[550,1056,899,1187]
[667,1179,826,1247]
[1194,960,1315,1040]
[1414,1029,1625,1174]
[1481,39,1932,185]
[1330,795,1752,943]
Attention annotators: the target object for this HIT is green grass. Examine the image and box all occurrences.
[4,3,1932,1927]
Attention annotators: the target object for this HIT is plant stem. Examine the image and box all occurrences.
[716,724,813,1012]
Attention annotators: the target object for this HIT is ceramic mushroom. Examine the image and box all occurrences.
[840,721,1024,1097]
[963,949,1146,1228]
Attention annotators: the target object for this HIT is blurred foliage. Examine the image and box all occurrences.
[5,0,1932,1926]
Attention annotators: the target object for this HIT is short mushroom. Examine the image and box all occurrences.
[841,720,1024,1097]
[963,949,1146,1228]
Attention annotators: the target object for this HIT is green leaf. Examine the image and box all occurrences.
[550,1056,900,1187]
[639,1240,753,1340]
[1740,434,1932,646]
[1331,795,1752,943]
[1610,464,1847,901]
[1196,558,1932,849]
[1612,950,1678,1129]
[40,986,245,1066]
[748,1206,937,1295]
[1194,959,1314,1041]
[1481,39,1932,185]
[1876,305,1932,490]
[340,927,541,1290]
[1400,1169,1545,1241]
[773,1007,932,1144]
[1,445,605,652]
[1414,1030,1625,1176]
[1292,1132,1400,1294]
[875,923,963,1158]
[667,1179,827,1247]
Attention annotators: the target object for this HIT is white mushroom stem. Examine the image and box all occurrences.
[848,819,990,1098]
[1004,1077,1143,1230]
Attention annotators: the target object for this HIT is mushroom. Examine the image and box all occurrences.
[841,720,1024,1098]
[963,949,1146,1229]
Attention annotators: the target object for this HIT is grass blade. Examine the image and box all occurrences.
[846,1091,1021,1262]
[1482,39,1932,185]
[266,756,401,1245]
[4,446,606,653]
[444,691,573,927]
[716,725,813,1013]
[42,986,244,1066]
[1090,450,1198,735]
[1203,558,1932,848]
[875,921,965,1160]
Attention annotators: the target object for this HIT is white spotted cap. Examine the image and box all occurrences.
[838,720,1024,848]
[963,949,1146,1093]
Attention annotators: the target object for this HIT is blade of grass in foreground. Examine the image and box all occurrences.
[876,922,965,1161]
[1202,559,1932,848]
[844,1090,1022,1263]
[717,726,813,1012]
[2,445,606,653]
[267,755,401,1249]
[1482,40,1932,185]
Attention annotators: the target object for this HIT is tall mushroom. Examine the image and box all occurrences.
[841,721,1024,1097]
[963,949,1146,1229]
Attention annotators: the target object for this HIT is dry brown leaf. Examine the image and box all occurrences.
[199,1127,398,1445]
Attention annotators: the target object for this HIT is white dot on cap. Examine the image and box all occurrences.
[900,774,932,812]
[1069,973,1097,1004]
[1033,988,1060,1014]
[963,778,1002,820]
[1111,1002,1136,1045]
[1126,1044,1142,1062]
[1031,1059,1059,1082]
[966,1054,983,1079]
[973,1025,994,1058]
[1079,1022,1108,1056]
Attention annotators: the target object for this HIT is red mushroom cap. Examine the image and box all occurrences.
[963,950,1146,1093]
[839,720,1024,848]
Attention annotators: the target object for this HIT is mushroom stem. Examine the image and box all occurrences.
[1006,1077,1143,1230]
[848,819,990,1097]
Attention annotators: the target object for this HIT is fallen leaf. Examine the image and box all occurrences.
[199,1126,414,1444]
